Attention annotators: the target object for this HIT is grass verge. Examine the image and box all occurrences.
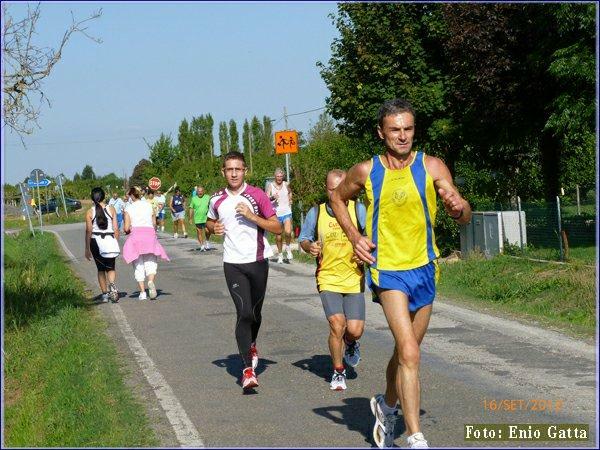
[437,253,596,338]
[4,209,87,231]
[3,231,159,447]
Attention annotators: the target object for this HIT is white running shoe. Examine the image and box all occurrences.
[161,226,164,232]
[330,370,347,391]
[370,394,398,448]
[344,340,361,367]
[101,293,109,303]
[407,432,429,448]
[148,281,157,299]
[138,291,148,301]
[285,247,293,260]
[108,282,119,303]
[277,254,284,264]
[173,233,178,239]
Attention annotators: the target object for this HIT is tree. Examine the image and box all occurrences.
[262,116,273,153]
[129,159,151,188]
[251,116,263,152]
[81,165,95,180]
[228,119,239,151]
[177,118,190,162]
[2,3,102,140]
[148,133,175,170]
[218,121,229,154]
[307,112,337,143]
[73,172,81,182]
[242,119,250,154]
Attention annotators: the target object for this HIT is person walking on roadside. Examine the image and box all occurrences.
[85,187,120,303]
[108,191,125,232]
[188,185,212,251]
[154,189,166,232]
[299,169,367,391]
[266,167,294,263]
[206,151,282,391]
[170,187,188,239]
[123,186,170,300]
[330,99,472,449]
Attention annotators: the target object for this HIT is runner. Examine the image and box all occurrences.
[299,169,367,391]
[330,99,472,449]
[170,187,188,239]
[123,186,170,300]
[84,187,120,303]
[154,189,166,232]
[206,151,282,391]
[188,185,212,251]
[108,191,125,232]
[266,168,293,263]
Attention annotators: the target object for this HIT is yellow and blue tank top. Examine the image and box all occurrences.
[315,201,364,293]
[365,151,440,272]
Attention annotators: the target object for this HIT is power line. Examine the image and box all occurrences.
[4,134,163,147]
[270,105,327,123]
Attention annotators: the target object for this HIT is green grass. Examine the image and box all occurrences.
[3,232,159,447]
[437,253,596,337]
[504,244,596,265]
[4,209,87,231]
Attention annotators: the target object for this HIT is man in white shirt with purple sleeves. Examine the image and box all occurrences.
[207,151,283,391]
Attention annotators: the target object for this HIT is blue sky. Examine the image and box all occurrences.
[3,1,339,184]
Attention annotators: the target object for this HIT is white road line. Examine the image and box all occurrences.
[48,229,204,448]
[111,305,204,448]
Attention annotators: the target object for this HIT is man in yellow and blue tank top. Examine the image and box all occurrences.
[331,99,472,449]
[299,170,367,392]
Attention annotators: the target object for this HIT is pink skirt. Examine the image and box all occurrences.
[122,227,170,264]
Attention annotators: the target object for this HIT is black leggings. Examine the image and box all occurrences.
[223,259,269,368]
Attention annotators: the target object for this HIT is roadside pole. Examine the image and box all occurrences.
[57,175,69,217]
[19,183,35,236]
[284,106,290,182]
[36,171,44,234]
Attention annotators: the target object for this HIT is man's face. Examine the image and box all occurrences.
[377,112,415,157]
[197,187,204,197]
[222,158,246,190]
[275,172,284,184]
[113,193,118,199]
[326,174,344,201]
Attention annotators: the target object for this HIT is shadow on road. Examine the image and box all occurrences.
[291,354,357,381]
[126,290,172,299]
[212,354,278,387]
[313,397,421,447]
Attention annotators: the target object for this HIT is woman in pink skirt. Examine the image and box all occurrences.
[123,186,170,300]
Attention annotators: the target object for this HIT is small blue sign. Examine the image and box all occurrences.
[28,178,51,188]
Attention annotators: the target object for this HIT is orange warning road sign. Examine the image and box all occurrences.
[274,131,298,154]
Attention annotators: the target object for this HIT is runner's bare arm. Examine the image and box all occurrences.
[123,211,131,234]
[235,202,283,234]
[109,206,119,239]
[425,156,472,224]
[206,218,224,235]
[330,161,376,264]
[85,209,93,261]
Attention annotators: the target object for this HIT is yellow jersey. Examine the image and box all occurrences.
[315,201,364,293]
[365,151,439,272]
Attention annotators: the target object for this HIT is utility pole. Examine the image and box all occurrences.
[248,131,254,174]
[284,106,290,182]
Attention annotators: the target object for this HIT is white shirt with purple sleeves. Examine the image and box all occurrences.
[208,183,276,264]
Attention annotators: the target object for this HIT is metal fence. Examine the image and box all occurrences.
[467,192,596,263]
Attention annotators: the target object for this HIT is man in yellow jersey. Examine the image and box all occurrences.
[330,99,472,449]
[299,170,367,391]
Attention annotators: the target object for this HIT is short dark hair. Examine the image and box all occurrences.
[377,99,416,128]
[222,151,246,168]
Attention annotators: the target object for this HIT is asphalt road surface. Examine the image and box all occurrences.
[49,223,596,448]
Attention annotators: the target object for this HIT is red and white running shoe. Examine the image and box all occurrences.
[249,342,258,370]
[242,367,258,390]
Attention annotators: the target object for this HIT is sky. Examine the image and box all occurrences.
[2,1,340,185]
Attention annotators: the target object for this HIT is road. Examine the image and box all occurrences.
[50,223,596,448]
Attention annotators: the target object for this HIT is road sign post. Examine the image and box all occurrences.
[19,183,35,236]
